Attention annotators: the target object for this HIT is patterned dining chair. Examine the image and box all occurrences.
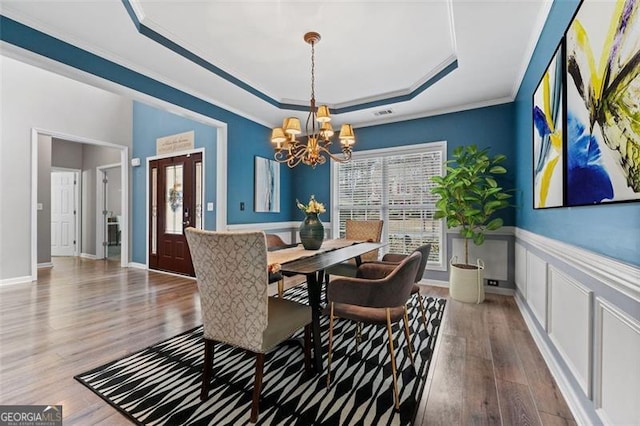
[326,251,422,410]
[185,228,312,423]
[266,233,287,297]
[324,219,384,282]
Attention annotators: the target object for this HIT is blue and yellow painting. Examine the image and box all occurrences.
[533,42,564,209]
[565,0,640,206]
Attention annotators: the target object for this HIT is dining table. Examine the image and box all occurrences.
[267,239,385,373]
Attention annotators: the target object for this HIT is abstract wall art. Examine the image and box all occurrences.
[533,41,565,209]
[254,156,280,212]
[565,0,640,206]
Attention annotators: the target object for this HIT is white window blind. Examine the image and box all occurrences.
[332,142,446,270]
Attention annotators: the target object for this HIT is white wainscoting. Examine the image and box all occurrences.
[526,251,547,328]
[515,242,527,297]
[548,267,592,396]
[515,228,640,426]
[451,238,508,280]
[594,298,640,426]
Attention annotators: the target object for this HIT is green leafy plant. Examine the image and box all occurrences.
[431,145,512,265]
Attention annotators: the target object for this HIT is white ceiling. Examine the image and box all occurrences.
[0,0,551,128]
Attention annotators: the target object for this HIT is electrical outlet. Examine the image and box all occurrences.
[488,279,499,286]
[240,202,245,211]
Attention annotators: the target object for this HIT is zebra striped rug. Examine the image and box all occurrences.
[75,285,446,425]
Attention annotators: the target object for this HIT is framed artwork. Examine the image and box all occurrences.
[254,156,280,212]
[533,40,565,209]
[564,0,640,206]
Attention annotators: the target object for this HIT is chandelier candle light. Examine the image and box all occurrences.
[270,32,356,168]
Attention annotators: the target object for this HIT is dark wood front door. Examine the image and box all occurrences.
[149,152,203,276]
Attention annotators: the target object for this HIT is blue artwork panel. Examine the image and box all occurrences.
[565,0,640,206]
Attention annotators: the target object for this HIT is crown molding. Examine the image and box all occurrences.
[510,0,554,98]
[353,96,513,130]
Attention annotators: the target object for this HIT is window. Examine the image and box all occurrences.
[331,141,446,271]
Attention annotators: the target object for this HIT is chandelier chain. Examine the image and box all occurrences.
[310,40,315,102]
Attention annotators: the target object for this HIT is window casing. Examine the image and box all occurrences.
[331,141,447,271]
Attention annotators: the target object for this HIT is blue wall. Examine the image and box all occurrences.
[132,102,217,263]
[514,0,640,266]
[294,103,517,226]
[229,130,295,225]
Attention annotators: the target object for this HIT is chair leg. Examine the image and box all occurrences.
[326,302,335,388]
[303,324,312,372]
[355,322,362,351]
[278,278,284,298]
[416,292,429,334]
[386,308,400,410]
[200,339,214,401]
[250,353,265,423]
[403,305,415,366]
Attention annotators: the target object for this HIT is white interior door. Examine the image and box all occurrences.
[51,171,77,256]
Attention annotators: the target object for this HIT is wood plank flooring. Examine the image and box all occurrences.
[0,257,575,425]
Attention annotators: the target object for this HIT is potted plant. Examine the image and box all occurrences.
[431,144,512,303]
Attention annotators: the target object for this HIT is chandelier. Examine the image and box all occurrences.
[270,32,355,168]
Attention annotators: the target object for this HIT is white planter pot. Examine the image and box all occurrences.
[449,259,485,304]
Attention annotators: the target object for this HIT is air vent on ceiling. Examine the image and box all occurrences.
[373,109,394,117]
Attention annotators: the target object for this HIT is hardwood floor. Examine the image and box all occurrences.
[0,257,575,425]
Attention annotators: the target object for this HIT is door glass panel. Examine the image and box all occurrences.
[151,167,158,254]
[195,161,202,229]
[165,164,184,235]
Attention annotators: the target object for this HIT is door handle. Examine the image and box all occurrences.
[183,220,190,226]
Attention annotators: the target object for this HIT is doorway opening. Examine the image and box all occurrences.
[30,128,129,281]
[97,164,123,261]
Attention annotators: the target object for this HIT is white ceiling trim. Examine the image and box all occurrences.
[509,0,554,99]
[126,0,459,112]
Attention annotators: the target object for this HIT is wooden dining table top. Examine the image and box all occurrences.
[267,239,384,275]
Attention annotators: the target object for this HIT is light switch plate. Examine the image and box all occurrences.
[207,202,214,211]
[37,203,44,211]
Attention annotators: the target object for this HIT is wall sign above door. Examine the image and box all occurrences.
[156,130,195,156]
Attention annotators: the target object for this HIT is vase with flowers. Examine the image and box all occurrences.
[297,195,326,250]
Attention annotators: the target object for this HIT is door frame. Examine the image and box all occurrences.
[30,128,129,280]
[145,148,205,270]
[96,163,122,259]
[51,168,81,257]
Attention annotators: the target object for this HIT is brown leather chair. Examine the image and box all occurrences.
[366,244,432,333]
[185,229,312,423]
[326,251,422,410]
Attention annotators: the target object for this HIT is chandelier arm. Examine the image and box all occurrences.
[317,145,352,163]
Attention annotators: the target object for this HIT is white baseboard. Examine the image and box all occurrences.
[147,268,196,281]
[0,275,33,286]
[514,292,592,426]
[128,262,147,270]
[37,262,53,269]
[420,279,516,296]
[80,253,97,260]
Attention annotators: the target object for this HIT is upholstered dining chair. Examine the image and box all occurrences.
[326,251,422,410]
[366,244,432,333]
[266,233,287,297]
[185,228,312,423]
[324,219,384,282]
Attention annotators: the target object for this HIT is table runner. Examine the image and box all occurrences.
[267,239,363,266]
